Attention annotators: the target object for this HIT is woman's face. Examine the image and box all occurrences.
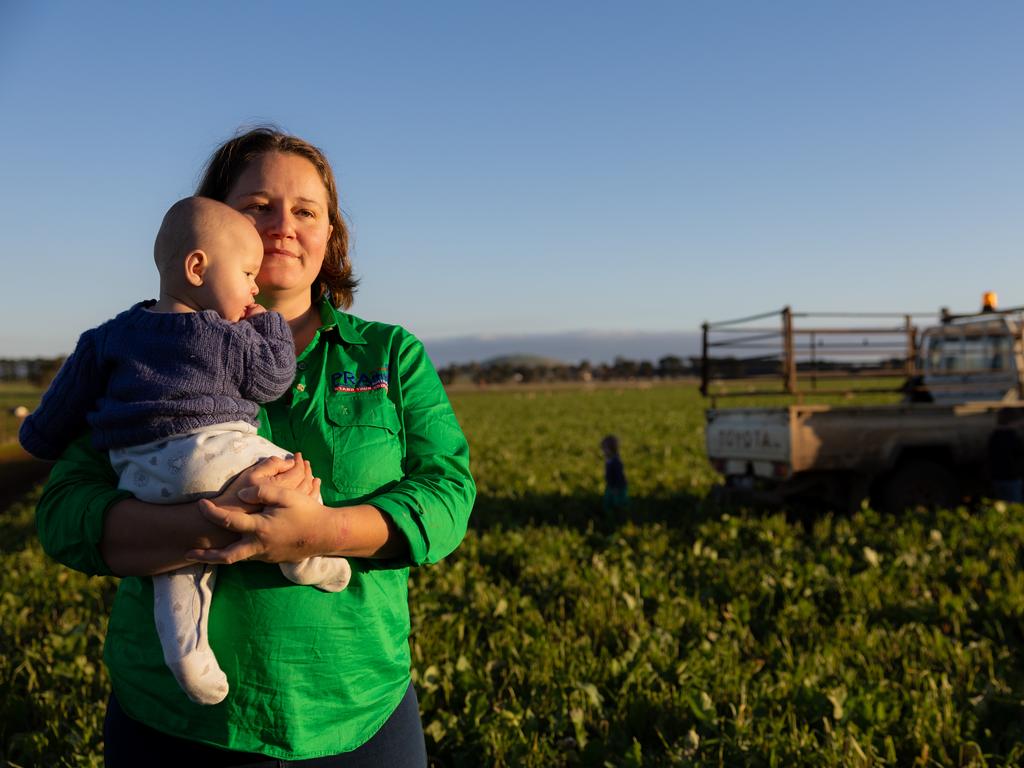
[224,151,334,304]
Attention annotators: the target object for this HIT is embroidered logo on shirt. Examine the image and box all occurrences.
[331,368,389,393]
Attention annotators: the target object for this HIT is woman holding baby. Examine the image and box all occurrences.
[36,127,475,766]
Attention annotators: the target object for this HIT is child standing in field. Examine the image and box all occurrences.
[601,434,629,513]
[19,197,351,705]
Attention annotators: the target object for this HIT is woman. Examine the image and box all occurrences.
[36,127,476,766]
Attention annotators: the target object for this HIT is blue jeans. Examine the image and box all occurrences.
[103,683,427,768]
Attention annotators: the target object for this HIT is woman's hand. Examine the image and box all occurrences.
[97,459,307,577]
[186,452,329,564]
[189,486,334,564]
[187,450,411,563]
[212,452,320,516]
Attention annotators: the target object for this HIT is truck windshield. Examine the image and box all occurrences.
[923,327,1013,373]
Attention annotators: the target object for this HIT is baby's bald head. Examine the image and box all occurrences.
[150,196,265,321]
[154,196,255,277]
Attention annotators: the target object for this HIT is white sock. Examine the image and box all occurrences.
[153,564,229,705]
[279,556,352,593]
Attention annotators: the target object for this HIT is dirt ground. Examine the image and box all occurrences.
[0,443,53,511]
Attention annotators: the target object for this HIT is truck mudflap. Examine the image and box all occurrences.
[709,457,792,481]
[708,479,784,508]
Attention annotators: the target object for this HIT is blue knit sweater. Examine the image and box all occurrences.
[20,302,295,459]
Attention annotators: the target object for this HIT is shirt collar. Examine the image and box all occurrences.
[317,299,367,346]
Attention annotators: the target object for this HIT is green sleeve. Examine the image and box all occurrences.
[370,333,476,566]
[35,433,132,577]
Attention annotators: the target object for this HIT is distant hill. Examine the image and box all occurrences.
[421,330,702,368]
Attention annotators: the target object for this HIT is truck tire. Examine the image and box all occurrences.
[875,459,957,514]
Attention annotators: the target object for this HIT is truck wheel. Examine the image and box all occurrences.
[875,459,957,514]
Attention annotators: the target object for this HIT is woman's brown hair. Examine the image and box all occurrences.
[196,126,357,309]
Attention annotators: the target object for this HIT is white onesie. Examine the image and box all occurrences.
[110,421,351,705]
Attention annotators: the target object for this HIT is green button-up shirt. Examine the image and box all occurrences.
[35,302,475,758]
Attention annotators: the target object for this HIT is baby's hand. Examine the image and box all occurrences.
[243,303,267,318]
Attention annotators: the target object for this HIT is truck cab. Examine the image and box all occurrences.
[918,313,1023,404]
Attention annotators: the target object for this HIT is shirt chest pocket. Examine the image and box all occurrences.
[324,394,404,494]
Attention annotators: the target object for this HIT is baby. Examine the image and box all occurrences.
[20,197,351,705]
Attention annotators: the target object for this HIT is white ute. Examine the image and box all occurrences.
[702,295,1024,512]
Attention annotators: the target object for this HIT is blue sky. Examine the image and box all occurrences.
[1,1,1021,362]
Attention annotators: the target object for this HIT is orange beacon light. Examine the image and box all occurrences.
[982,291,998,312]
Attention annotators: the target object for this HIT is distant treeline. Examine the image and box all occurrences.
[0,358,64,387]
[1,354,905,390]
[438,355,909,386]
[438,355,697,385]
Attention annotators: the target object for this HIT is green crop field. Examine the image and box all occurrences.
[4,382,1024,766]
[0,383,41,446]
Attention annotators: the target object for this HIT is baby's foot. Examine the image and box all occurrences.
[168,648,229,705]
[313,557,352,593]
[280,556,352,593]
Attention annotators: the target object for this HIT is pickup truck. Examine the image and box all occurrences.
[702,299,1024,512]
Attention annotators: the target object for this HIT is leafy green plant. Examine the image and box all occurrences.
[5,383,1024,766]
[1,488,111,768]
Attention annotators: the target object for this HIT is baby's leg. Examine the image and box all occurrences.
[152,565,229,705]
[279,556,352,593]
[116,425,353,595]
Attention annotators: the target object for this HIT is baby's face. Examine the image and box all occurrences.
[196,217,264,322]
